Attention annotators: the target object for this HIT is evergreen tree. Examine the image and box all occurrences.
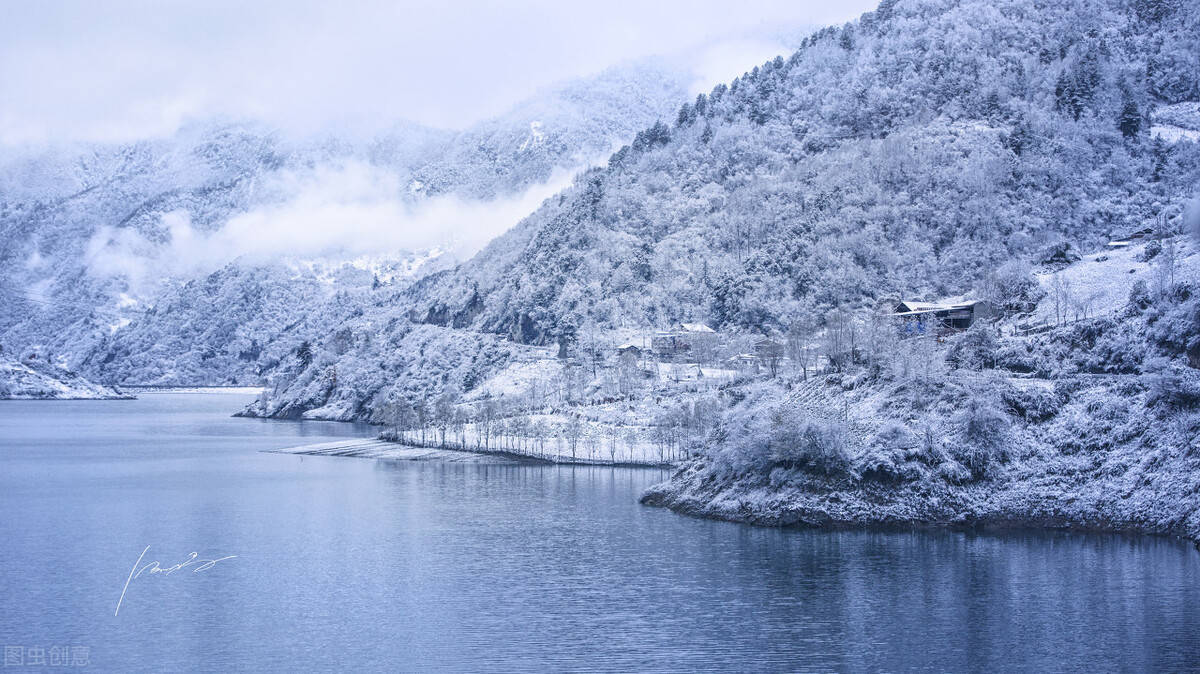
[1119,96,1142,138]
[296,341,314,368]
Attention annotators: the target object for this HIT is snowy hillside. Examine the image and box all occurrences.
[0,61,694,384]
[645,235,1200,542]
[0,353,130,400]
[234,0,1200,543]
[254,0,1200,419]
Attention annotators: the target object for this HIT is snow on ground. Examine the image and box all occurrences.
[464,353,560,401]
[1152,102,1200,128]
[518,121,545,152]
[1151,125,1200,143]
[1151,103,1200,144]
[652,361,741,386]
[1028,236,1199,329]
[0,356,131,399]
[268,439,521,464]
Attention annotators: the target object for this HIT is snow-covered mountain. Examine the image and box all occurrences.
[238,0,1200,542]
[0,61,696,384]
[254,0,1200,416]
[0,351,129,400]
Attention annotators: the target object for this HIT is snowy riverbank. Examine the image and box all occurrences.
[641,368,1200,545]
[269,435,677,467]
[267,439,527,464]
[642,451,1200,547]
[0,355,132,400]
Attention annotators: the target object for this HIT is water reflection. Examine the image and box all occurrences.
[0,394,1196,672]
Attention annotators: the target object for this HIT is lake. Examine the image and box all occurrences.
[1,392,1197,672]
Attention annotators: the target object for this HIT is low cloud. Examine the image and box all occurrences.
[684,37,794,95]
[85,160,577,291]
[0,1,874,145]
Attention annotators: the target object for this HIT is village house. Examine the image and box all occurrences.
[651,323,718,360]
[727,353,759,374]
[616,343,642,358]
[615,343,643,368]
[890,299,992,334]
[1107,227,1155,249]
[754,337,784,376]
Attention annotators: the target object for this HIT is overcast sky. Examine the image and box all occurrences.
[0,0,875,146]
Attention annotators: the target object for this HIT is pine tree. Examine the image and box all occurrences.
[676,103,692,128]
[1119,97,1142,138]
[296,341,313,368]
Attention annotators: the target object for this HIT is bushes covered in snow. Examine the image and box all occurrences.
[855,422,933,483]
[1144,361,1200,411]
[950,394,1012,479]
[768,413,851,477]
[702,384,850,477]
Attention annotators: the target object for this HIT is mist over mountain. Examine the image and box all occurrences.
[225,0,1200,545]
[0,60,703,383]
[243,0,1200,420]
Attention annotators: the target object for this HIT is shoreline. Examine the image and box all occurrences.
[642,494,1200,551]
[0,394,136,401]
[267,437,675,468]
[640,462,1200,550]
[127,386,265,394]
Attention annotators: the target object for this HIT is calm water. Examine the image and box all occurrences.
[1,393,1198,672]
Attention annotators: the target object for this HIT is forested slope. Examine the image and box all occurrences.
[254,0,1200,420]
[1,62,693,384]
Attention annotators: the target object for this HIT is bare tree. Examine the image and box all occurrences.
[822,307,854,371]
[862,309,895,373]
[433,392,457,448]
[413,400,429,446]
[1154,226,1178,298]
[605,425,620,463]
[623,428,640,463]
[530,420,549,459]
[786,315,817,380]
[564,415,584,461]
[478,400,498,450]
[585,429,600,461]
[1049,273,1074,326]
[384,399,417,442]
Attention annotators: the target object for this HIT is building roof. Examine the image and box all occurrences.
[891,299,986,317]
[678,322,716,333]
[894,300,945,313]
[616,343,641,350]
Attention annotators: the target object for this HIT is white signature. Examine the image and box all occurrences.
[114,545,237,616]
